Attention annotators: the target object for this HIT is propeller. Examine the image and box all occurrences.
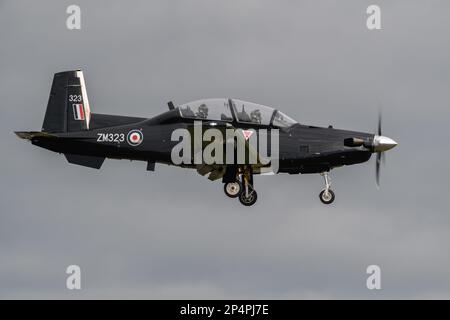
[375,112,382,187]
[348,110,396,187]
[375,111,387,187]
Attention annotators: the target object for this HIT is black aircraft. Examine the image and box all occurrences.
[16,70,397,206]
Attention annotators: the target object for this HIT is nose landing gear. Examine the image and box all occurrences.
[319,172,335,204]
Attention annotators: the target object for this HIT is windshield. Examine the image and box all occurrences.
[272,110,297,128]
[179,99,233,121]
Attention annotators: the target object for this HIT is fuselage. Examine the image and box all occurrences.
[30,109,374,174]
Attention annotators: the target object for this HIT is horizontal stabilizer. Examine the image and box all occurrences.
[64,154,105,169]
[15,131,56,140]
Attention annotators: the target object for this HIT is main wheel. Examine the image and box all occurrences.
[224,181,242,198]
[239,189,258,206]
[319,189,335,204]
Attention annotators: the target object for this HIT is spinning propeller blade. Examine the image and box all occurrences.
[374,110,395,187]
[376,111,382,187]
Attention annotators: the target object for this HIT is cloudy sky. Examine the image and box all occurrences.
[1,0,450,299]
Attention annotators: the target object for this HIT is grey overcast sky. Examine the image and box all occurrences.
[1,0,450,299]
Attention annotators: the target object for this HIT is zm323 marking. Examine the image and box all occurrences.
[97,133,124,143]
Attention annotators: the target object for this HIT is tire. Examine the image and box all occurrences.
[319,189,335,204]
[224,181,242,198]
[239,189,258,206]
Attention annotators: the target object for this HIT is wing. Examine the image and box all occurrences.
[189,122,273,181]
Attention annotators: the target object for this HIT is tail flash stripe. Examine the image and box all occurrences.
[79,104,85,120]
[72,104,85,120]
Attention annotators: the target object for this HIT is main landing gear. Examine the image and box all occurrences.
[224,181,242,198]
[319,172,335,204]
[239,172,257,206]
[223,167,258,206]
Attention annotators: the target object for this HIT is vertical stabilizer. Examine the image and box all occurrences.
[42,70,92,132]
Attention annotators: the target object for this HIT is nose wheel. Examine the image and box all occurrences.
[319,172,335,204]
[319,189,335,204]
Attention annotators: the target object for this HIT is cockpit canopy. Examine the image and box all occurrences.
[178,98,297,128]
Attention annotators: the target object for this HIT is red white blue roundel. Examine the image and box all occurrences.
[127,130,143,146]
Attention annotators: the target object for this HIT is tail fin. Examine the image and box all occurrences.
[42,70,92,133]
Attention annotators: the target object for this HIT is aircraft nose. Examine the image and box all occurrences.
[373,135,398,152]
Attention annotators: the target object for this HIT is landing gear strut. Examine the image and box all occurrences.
[239,168,257,206]
[319,172,335,204]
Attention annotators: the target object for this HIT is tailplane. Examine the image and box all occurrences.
[14,131,56,140]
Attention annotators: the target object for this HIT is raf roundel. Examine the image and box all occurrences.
[127,130,143,146]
